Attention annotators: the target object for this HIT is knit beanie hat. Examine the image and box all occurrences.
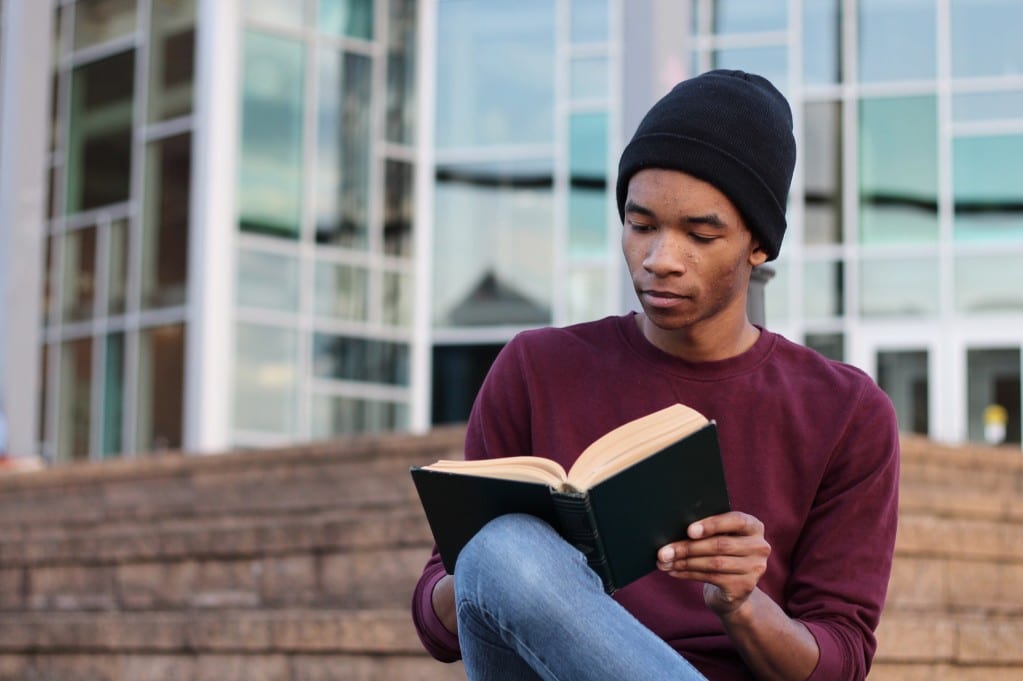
[615,69,796,261]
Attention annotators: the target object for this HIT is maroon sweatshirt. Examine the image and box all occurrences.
[412,314,900,681]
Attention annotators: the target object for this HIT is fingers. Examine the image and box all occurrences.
[656,511,770,576]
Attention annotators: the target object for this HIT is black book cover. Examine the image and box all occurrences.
[410,422,730,593]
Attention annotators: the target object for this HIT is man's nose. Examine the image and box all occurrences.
[643,234,686,276]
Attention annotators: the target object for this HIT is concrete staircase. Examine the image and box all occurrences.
[0,429,1019,680]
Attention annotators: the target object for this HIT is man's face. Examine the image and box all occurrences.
[621,168,767,334]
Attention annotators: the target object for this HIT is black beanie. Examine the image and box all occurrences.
[615,69,796,261]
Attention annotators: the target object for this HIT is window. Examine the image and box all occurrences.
[877,350,929,435]
[858,0,935,83]
[967,348,1021,445]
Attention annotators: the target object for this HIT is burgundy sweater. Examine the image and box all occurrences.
[412,314,900,681]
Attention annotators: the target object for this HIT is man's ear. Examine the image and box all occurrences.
[748,239,769,267]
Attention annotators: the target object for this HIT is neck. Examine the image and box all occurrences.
[637,313,761,362]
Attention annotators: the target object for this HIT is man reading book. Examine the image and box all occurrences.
[411,69,900,681]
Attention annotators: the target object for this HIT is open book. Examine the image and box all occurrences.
[410,403,730,593]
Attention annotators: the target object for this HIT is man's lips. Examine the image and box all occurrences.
[640,289,691,308]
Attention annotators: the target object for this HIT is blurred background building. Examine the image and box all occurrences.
[0,0,1021,464]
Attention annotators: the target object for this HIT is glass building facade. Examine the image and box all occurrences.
[1,0,1022,461]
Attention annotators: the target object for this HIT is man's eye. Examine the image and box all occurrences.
[690,233,716,243]
[629,221,655,232]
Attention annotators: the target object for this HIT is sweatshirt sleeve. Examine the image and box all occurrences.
[409,335,536,662]
[793,379,901,681]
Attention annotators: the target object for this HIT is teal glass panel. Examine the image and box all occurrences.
[570,56,608,101]
[803,259,843,318]
[966,348,1021,445]
[708,0,787,34]
[242,0,303,28]
[384,159,414,256]
[107,219,129,316]
[234,323,299,434]
[67,51,135,214]
[239,32,304,239]
[570,0,608,42]
[101,332,124,458]
[320,0,374,40]
[859,0,935,82]
[803,101,843,245]
[382,270,413,327]
[436,0,555,148]
[763,261,789,324]
[58,336,92,462]
[953,135,1023,242]
[312,333,410,385]
[956,253,1023,313]
[312,395,409,437]
[314,261,369,321]
[74,0,136,51]
[137,324,184,452]
[877,350,929,435]
[859,257,939,317]
[567,267,608,325]
[805,333,844,362]
[434,160,554,326]
[951,0,1023,78]
[859,96,938,244]
[148,0,196,122]
[952,91,1023,123]
[568,112,608,256]
[237,249,300,312]
[386,0,416,144]
[142,133,191,310]
[317,50,372,248]
[803,0,840,85]
[711,47,787,93]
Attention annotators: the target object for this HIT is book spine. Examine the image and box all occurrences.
[552,492,616,594]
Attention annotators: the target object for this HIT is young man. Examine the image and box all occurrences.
[412,70,900,681]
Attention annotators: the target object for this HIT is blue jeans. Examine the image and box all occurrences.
[454,513,708,681]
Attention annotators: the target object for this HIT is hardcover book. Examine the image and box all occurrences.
[410,403,730,593]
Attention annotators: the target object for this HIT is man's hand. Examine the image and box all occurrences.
[656,511,771,616]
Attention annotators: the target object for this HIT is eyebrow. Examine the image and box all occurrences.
[623,200,726,228]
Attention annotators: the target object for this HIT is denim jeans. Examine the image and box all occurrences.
[454,513,709,681]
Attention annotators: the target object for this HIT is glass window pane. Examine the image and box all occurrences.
[567,267,608,325]
[102,332,125,457]
[242,0,304,28]
[67,51,135,213]
[107,218,129,316]
[763,260,789,325]
[137,324,184,452]
[234,323,299,434]
[967,348,1020,445]
[382,270,412,327]
[62,226,98,323]
[434,160,554,327]
[711,47,788,93]
[803,0,841,84]
[317,50,371,248]
[432,344,502,424]
[386,0,417,144]
[802,259,843,318]
[148,0,196,122]
[43,236,57,326]
[239,31,304,239]
[877,350,929,435]
[953,135,1023,243]
[860,257,939,317]
[570,56,608,101]
[436,0,555,148]
[803,101,842,245]
[951,0,1023,78]
[142,133,191,310]
[805,332,843,361]
[312,334,410,385]
[952,90,1023,124]
[314,261,369,320]
[859,96,938,244]
[74,0,137,51]
[569,112,608,256]
[319,0,373,40]
[955,253,1023,313]
[858,0,935,82]
[58,336,92,462]
[384,159,414,257]
[570,0,608,42]
[312,395,409,438]
[706,0,787,33]
[237,249,300,311]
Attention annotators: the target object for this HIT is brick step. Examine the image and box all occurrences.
[887,553,1023,615]
[896,512,1023,561]
[875,610,1023,668]
[0,429,462,531]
